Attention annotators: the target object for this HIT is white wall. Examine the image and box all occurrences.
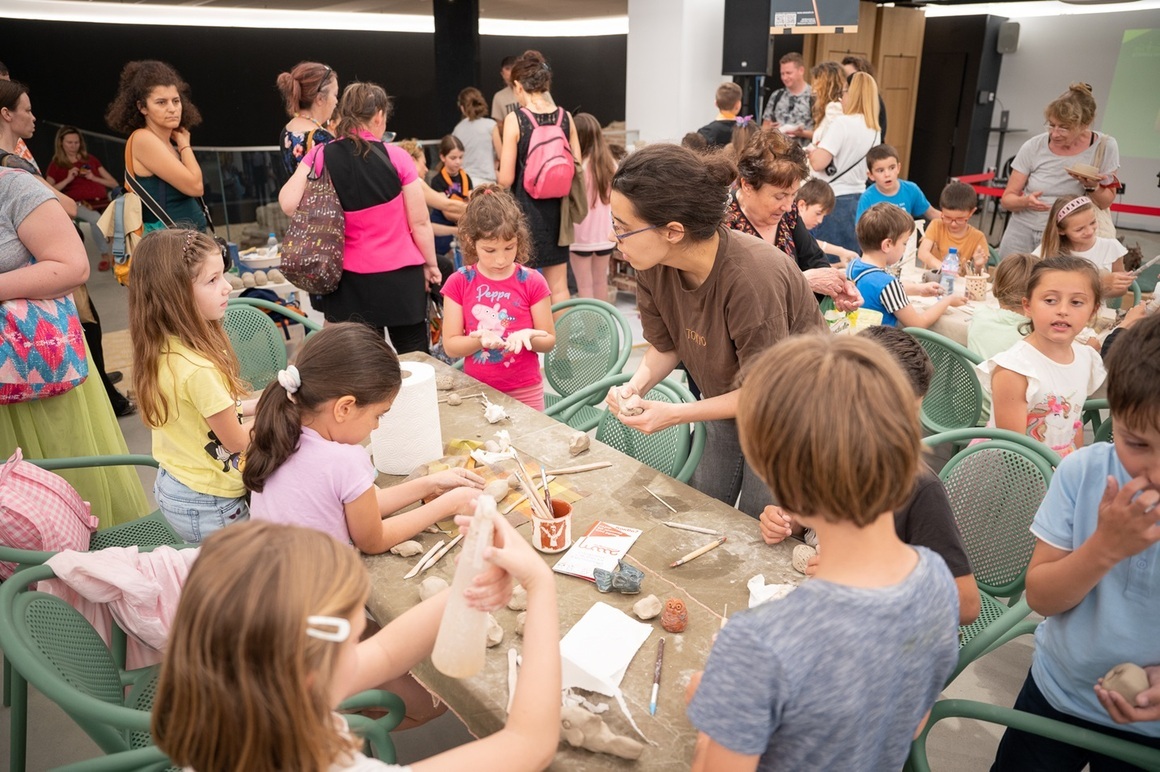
[626,0,727,144]
[990,8,1160,232]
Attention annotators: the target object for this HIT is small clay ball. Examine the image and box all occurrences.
[507,584,528,611]
[447,393,463,406]
[791,544,817,574]
[389,540,424,557]
[267,269,286,283]
[632,594,662,620]
[418,576,448,602]
[486,614,504,647]
[436,375,454,391]
[241,272,256,288]
[568,432,590,456]
[1103,662,1150,704]
[515,611,527,636]
[484,479,511,500]
[253,270,269,286]
[226,273,244,289]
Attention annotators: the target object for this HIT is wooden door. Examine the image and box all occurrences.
[874,6,925,175]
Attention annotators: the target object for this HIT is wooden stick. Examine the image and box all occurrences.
[500,476,556,515]
[544,461,612,475]
[662,521,721,536]
[506,647,519,714]
[510,449,553,520]
[645,488,678,513]
[420,533,464,573]
[670,536,727,568]
[404,540,445,580]
[437,392,485,403]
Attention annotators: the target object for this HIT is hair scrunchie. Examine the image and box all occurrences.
[277,365,301,402]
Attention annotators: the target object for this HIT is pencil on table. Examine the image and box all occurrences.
[670,536,727,568]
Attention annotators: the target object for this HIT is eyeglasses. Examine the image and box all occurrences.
[610,215,661,243]
[942,215,971,225]
[1044,122,1074,133]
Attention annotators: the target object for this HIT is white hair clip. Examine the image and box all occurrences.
[305,615,351,643]
[277,365,301,401]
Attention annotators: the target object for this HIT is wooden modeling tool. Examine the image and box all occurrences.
[670,536,727,568]
[662,521,721,536]
[420,533,464,573]
[545,461,612,475]
[404,540,445,580]
[645,488,678,513]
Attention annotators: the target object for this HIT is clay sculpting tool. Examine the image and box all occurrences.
[670,536,727,568]
[420,533,464,573]
[404,540,445,580]
[544,461,612,475]
[649,637,665,716]
[541,465,553,511]
[645,488,678,513]
[662,521,721,536]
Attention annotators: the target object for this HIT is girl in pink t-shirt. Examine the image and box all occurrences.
[245,323,483,553]
[442,186,556,409]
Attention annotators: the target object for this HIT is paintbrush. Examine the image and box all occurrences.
[670,536,727,568]
[541,465,553,511]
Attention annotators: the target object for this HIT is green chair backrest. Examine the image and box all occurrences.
[545,299,632,401]
[595,380,692,481]
[1094,416,1114,444]
[906,327,985,434]
[223,304,288,391]
[1103,279,1141,310]
[227,296,322,332]
[53,746,173,772]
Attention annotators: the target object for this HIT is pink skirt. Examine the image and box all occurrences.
[506,382,545,411]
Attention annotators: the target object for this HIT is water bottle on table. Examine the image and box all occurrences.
[266,232,278,254]
[939,248,959,295]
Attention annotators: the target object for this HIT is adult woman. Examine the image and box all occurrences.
[276,61,338,176]
[105,60,206,232]
[498,49,582,306]
[998,83,1120,258]
[807,61,846,146]
[0,167,149,527]
[454,86,498,184]
[840,56,888,139]
[279,82,438,354]
[604,144,826,518]
[726,128,860,310]
[808,71,881,255]
[46,126,119,271]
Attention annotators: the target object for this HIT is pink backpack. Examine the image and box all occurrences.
[0,448,98,578]
[521,107,575,200]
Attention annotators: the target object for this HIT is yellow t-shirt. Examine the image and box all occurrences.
[922,219,989,273]
[151,336,244,498]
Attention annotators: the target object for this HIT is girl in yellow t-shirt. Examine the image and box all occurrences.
[129,229,252,542]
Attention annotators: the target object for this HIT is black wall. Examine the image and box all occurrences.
[0,19,626,163]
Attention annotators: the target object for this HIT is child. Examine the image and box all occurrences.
[760,325,981,625]
[688,334,960,770]
[153,517,562,772]
[990,313,1160,769]
[967,252,1037,361]
[441,186,556,410]
[246,323,483,553]
[918,180,989,273]
[568,112,617,300]
[856,144,940,222]
[1035,194,1135,300]
[696,82,743,148]
[977,255,1105,458]
[847,203,966,328]
[429,135,473,259]
[129,229,251,543]
[795,178,858,266]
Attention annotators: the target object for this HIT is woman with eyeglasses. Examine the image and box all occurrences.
[998,83,1120,258]
[277,62,338,175]
[603,143,826,518]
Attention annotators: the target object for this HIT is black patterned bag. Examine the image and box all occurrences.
[280,164,345,295]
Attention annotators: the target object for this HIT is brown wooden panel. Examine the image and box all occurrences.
[806,0,877,67]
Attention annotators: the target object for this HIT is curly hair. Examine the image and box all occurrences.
[511,50,552,94]
[736,127,809,191]
[458,185,533,265]
[809,61,845,129]
[105,60,202,135]
[1045,82,1097,130]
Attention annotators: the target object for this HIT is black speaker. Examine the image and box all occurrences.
[723,0,772,75]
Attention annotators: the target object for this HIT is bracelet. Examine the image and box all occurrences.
[179,146,193,153]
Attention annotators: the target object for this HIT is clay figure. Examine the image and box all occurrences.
[486,613,504,647]
[418,576,449,602]
[1103,662,1150,704]
[515,611,527,636]
[389,540,424,558]
[559,704,645,760]
[436,375,454,391]
[661,598,688,633]
[508,584,528,611]
[568,432,591,456]
[616,388,644,418]
[792,544,817,574]
[447,392,463,406]
[592,560,644,595]
[633,594,662,620]
[484,479,511,500]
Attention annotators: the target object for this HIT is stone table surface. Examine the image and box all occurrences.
[363,354,801,770]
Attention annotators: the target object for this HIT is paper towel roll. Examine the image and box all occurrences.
[371,362,444,475]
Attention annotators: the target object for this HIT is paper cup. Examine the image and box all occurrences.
[965,274,989,302]
[531,499,573,554]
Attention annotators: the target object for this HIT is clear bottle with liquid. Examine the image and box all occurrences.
[939,247,960,295]
[266,232,278,254]
[431,495,497,679]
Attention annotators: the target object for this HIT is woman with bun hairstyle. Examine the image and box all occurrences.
[497,49,582,306]
[603,143,826,518]
[277,61,338,175]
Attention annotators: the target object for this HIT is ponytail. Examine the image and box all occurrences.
[242,381,304,492]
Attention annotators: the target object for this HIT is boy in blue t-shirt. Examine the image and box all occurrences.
[686,334,960,771]
[992,313,1160,770]
[856,144,941,222]
[848,203,965,328]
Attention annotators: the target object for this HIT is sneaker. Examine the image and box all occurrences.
[107,371,123,385]
[113,398,137,418]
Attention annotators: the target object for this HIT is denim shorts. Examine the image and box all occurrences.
[154,467,249,543]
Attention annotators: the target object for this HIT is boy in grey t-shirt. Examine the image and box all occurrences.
[686,334,960,771]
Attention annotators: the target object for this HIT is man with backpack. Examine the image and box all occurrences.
[761,53,814,145]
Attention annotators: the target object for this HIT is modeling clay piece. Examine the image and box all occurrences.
[253,270,268,286]
[226,273,244,289]
[446,393,463,406]
[792,544,817,574]
[660,598,688,633]
[436,375,455,391]
[568,432,591,456]
[389,540,424,557]
[483,399,508,424]
[515,611,527,636]
[507,584,528,611]
[241,272,256,288]
[484,479,511,500]
[632,594,662,620]
[418,576,449,602]
[486,614,504,647]
[267,269,286,283]
[592,560,644,595]
[1103,663,1150,704]
[616,388,643,417]
[560,704,645,760]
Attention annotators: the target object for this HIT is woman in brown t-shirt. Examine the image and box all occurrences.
[604,143,826,517]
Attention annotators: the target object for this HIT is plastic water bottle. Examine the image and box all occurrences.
[431,496,497,679]
[266,232,278,253]
[939,248,960,295]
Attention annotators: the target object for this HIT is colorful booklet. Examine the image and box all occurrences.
[552,521,643,581]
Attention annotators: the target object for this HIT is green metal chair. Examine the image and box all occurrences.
[542,298,633,431]
[907,699,1160,772]
[550,373,705,483]
[53,746,172,772]
[906,328,985,435]
[924,428,1059,685]
[1104,279,1141,311]
[224,298,322,391]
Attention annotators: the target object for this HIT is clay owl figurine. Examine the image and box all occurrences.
[661,597,688,633]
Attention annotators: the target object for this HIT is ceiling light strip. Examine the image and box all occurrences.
[924,0,1159,17]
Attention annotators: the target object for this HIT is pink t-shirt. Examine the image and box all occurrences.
[442,264,551,392]
[249,427,377,545]
[302,134,423,274]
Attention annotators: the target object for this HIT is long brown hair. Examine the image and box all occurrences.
[333,82,392,157]
[51,125,88,169]
[128,229,246,428]
[243,323,402,492]
[809,61,845,130]
[458,185,533,265]
[1040,194,1097,258]
[276,61,337,117]
[457,86,489,121]
[153,521,370,772]
[1021,255,1102,335]
[574,113,615,206]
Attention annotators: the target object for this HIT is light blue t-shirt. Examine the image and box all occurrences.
[857,180,932,220]
[1030,442,1160,738]
[687,547,959,771]
[848,258,909,327]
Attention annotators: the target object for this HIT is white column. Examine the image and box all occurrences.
[626,0,727,145]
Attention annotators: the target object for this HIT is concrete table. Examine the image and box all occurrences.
[363,354,801,770]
